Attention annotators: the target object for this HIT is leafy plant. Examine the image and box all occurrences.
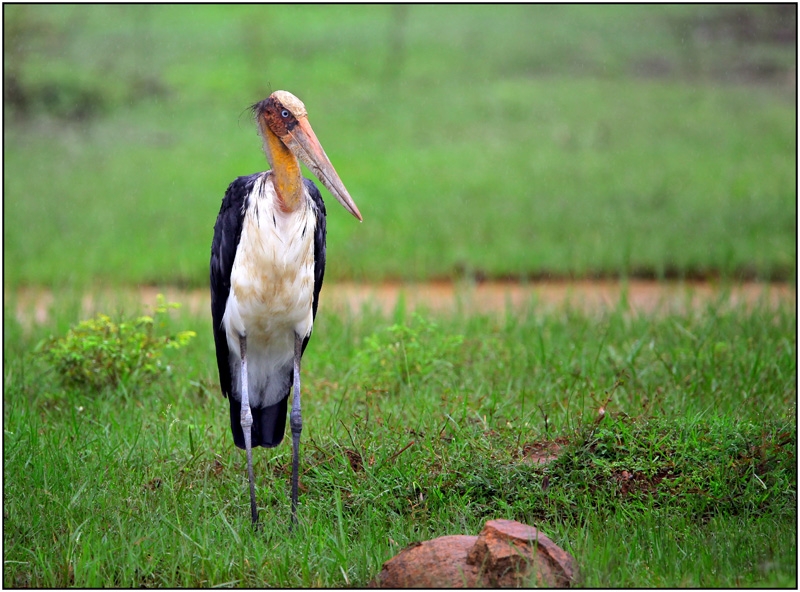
[352,313,464,393]
[37,295,195,391]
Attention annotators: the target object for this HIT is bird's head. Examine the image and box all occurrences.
[254,90,362,221]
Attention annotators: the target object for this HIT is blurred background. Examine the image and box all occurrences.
[3,4,796,288]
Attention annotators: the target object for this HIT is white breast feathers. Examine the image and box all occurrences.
[222,175,317,406]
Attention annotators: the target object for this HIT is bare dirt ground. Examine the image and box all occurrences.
[10,280,795,330]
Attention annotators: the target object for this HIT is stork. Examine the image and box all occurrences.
[210,91,362,526]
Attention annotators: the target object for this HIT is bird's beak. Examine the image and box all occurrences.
[283,117,363,222]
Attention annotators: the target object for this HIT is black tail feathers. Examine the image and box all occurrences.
[228,395,288,449]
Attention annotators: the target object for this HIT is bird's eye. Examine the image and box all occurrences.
[281,109,290,118]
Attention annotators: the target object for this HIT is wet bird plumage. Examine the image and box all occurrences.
[210,90,359,526]
[210,173,326,449]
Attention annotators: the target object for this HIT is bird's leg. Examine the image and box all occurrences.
[239,334,259,526]
[290,332,303,528]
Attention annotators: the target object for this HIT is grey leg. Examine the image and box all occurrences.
[239,335,259,525]
[290,332,303,527]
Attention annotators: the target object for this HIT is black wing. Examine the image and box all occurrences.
[302,177,327,355]
[210,173,261,399]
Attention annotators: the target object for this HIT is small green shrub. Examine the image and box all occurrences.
[352,313,464,393]
[37,296,195,391]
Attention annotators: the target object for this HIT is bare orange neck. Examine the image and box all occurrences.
[263,127,303,213]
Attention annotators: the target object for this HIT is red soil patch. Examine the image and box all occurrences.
[521,437,570,465]
[9,280,795,330]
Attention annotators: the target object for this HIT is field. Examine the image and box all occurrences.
[3,4,796,286]
[3,4,797,588]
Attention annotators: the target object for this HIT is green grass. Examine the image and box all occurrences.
[3,4,796,587]
[3,294,796,587]
[3,4,796,287]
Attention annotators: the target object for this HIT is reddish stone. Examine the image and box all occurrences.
[467,519,576,587]
[371,536,479,588]
[372,519,577,588]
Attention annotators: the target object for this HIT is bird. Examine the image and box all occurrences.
[210,90,362,526]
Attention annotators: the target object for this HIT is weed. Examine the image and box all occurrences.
[352,313,464,394]
[36,296,195,391]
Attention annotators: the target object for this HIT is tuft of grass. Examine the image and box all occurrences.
[35,296,195,391]
[3,293,796,587]
[351,313,465,394]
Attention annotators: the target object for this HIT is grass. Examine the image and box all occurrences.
[3,293,796,587]
[3,4,796,588]
[3,4,796,287]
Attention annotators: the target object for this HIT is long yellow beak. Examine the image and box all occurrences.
[282,117,363,222]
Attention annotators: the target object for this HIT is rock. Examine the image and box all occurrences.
[467,519,577,587]
[370,536,480,588]
[372,519,577,588]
